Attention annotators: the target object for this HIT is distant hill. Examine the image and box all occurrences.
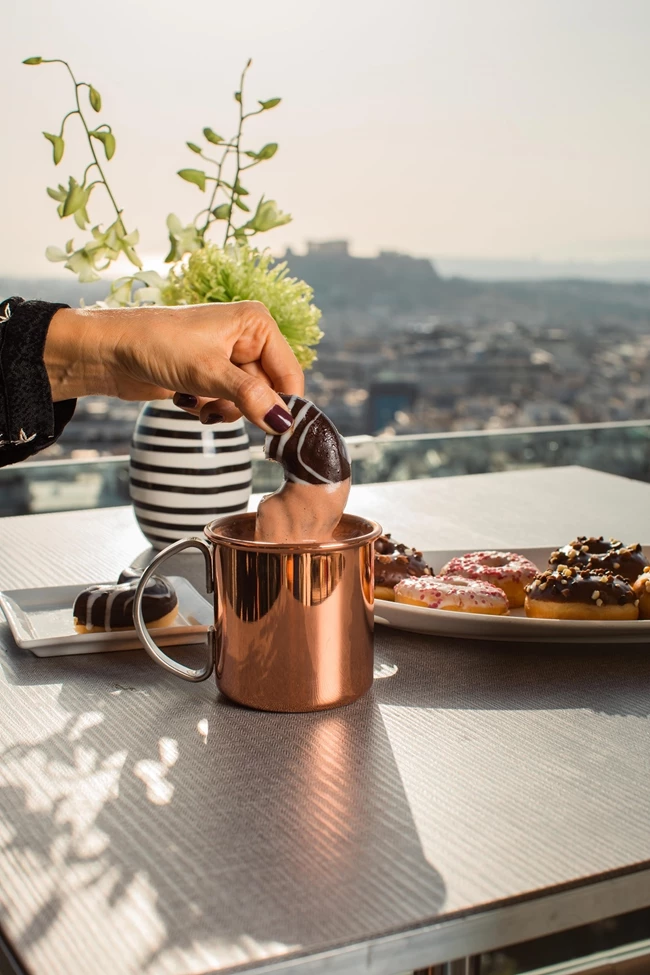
[435,257,650,283]
[4,250,650,330]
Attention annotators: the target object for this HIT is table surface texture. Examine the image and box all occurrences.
[0,466,649,975]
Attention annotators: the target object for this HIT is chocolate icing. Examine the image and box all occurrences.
[74,574,178,631]
[549,536,648,583]
[374,533,431,589]
[526,567,636,606]
[264,394,351,485]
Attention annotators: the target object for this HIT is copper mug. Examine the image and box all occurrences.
[133,513,382,712]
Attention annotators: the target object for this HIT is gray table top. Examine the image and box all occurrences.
[1,466,650,975]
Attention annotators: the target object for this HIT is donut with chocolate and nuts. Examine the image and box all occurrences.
[374,533,432,601]
[549,536,648,583]
[525,566,639,621]
[632,566,650,619]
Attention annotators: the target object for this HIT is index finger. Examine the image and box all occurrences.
[259,323,305,397]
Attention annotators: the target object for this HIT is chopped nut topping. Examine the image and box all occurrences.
[596,598,603,607]
[591,590,600,600]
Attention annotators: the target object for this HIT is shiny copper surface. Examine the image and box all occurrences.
[204,513,382,712]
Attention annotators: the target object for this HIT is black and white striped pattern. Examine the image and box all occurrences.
[264,394,351,485]
[129,400,252,549]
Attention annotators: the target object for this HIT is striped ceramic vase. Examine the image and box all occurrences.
[129,400,252,550]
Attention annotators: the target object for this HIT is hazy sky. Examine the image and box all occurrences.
[3,0,650,279]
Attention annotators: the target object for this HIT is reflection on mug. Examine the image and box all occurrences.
[285,553,344,606]
[223,550,282,622]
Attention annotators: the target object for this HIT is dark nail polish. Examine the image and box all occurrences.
[202,413,224,425]
[264,404,294,434]
[174,393,198,409]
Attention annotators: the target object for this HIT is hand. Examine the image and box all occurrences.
[44,301,304,434]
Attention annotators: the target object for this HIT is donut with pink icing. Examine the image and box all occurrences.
[394,575,508,615]
[439,551,538,608]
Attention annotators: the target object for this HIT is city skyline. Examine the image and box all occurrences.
[3,0,650,278]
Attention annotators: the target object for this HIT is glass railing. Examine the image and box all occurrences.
[2,420,650,518]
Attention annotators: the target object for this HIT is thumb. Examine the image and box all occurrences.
[218,361,295,435]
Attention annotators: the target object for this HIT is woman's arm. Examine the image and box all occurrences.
[1,298,303,468]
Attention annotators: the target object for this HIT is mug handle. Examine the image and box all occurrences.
[133,537,216,682]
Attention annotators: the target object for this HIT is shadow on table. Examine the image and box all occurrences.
[1,605,649,973]
[0,635,446,974]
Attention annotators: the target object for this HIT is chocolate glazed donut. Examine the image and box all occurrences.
[73,574,178,632]
[265,394,351,485]
[256,395,352,544]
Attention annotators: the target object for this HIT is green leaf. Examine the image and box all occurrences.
[234,182,249,195]
[62,180,87,217]
[244,150,258,159]
[43,132,64,165]
[65,249,101,283]
[256,142,278,161]
[234,198,250,211]
[65,238,74,254]
[234,91,242,103]
[164,213,203,263]
[177,168,206,191]
[259,98,281,110]
[45,245,68,262]
[90,129,116,160]
[46,185,67,202]
[89,86,102,112]
[203,127,223,144]
[134,270,167,288]
[187,142,202,154]
[120,228,140,246]
[23,56,43,65]
[211,204,231,220]
[74,207,90,230]
[248,198,291,233]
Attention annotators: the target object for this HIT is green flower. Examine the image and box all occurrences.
[162,243,323,369]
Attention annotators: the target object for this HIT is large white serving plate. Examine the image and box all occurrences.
[0,576,212,656]
[374,546,650,643]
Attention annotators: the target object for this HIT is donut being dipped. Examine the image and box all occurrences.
[255,394,351,543]
[395,575,509,615]
[73,573,178,633]
[439,551,538,608]
[525,567,638,621]
[374,533,432,601]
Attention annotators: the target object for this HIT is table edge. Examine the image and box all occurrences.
[218,865,650,975]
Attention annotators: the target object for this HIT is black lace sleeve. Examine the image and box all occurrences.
[0,297,77,467]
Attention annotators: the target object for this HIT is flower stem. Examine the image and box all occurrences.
[224,61,251,247]
[43,58,139,258]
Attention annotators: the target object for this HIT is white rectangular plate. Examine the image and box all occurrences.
[0,576,212,656]
[374,546,650,643]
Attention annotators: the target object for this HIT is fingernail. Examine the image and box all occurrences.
[264,404,294,434]
[202,413,224,425]
[174,393,198,409]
